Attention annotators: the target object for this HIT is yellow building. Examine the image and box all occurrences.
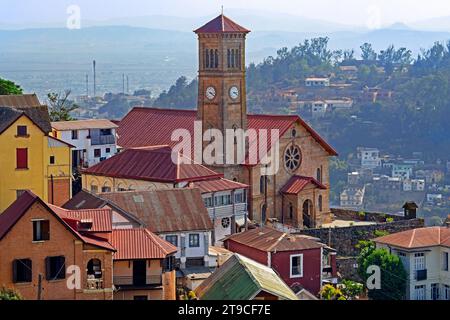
[0,94,73,212]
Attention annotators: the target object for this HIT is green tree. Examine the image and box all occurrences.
[340,279,364,300]
[320,284,346,300]
[0,77,23,95]
[360,43,377,61]
[47,90,79,121]
[0,286,22,300]
[357,243,407,300]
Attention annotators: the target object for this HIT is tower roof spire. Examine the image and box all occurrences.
[194,13,250,34]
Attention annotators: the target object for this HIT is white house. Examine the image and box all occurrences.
[403,179,425,192]
[325,98,353,110]
[340,186,365,209]
[427,193,443,204]
[357,147,381,169]
[51,119,118,168]
[392,164,413,180]
[305,77,330,87]
[374,227,450,300]
[311,101,328,118]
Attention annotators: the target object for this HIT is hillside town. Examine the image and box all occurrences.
[0,14,449,302]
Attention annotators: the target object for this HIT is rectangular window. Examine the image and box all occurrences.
[189,234,200,248]
[290,254,303,278]
[414,252,426,271]
[431,283,440,300]
[49,156,55,164]
[203,197,213,208]
[235,193,244,203]
[94,149,101,158]
[415,285,426,300]
[100,128,112,136]
[45,256,65,280]
[106,148,111,153]
[16,148,28,169]
[101,186,111,193]
[165,235,178,247]
[71,130,78,140]
[32,220,50,241]
[443,252,449,271]
[12,259,32,283]
[444,285,450,300]
[17,125,28,137]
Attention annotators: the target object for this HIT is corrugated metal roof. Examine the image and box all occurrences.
[48,204,112,232]
[0,94,41,107]
[194,14,250,34]
[83,146,222,183]
[0,191,115,251]
[117,107,337,163]
[192,178,248,193]
[111,228,177,260]
[195,254,298,300]
[99,189,213,233]
[51,119,118,131]
[224,226,324,252]
[63,190,108,210]
[280,175,327,195]
[374,227,450,249]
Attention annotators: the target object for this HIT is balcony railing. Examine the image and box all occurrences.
[90,135,115,146]
[415,269,427,281]
[86,278,104,290]
[113,275,162,286]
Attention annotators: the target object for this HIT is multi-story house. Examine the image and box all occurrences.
[0,191,115,300]
[0,94,72,211]
[305,77,330,87]
[374,227,450,300]
[340,186,365,209]
[357,147,381,169]
[311,101,328,118]
[51,119,118,168]
[81,146,248,244]
[392,164,413,180]
[223,226,337,296]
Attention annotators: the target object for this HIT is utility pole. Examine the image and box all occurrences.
[85,74,89,97]
[122,73,125,94]
[126,75,129,94]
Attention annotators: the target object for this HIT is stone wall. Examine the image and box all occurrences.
[331,207,405,223]
[296,218,424,257]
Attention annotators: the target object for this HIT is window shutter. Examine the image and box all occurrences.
[57,256,66,279]
[45,257,51,280]
[12,260,18,283]
[42,221,50,240]
[16,148,28,169]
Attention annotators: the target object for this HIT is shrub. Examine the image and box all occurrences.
[0,287,22,300]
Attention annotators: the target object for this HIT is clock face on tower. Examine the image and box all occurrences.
[206,86,216,100]
[229,86,239,100]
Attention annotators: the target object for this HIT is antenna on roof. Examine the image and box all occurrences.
[221,5,224,15]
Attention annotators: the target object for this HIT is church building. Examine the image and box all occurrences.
[116,14,338,229]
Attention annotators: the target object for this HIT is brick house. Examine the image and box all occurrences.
[223,226,337,296]
[0,191,115,300]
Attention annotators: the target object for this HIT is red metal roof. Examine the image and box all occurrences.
[111,229,177,260]
[224,226,325,252]
[280,175,327,195]
[374,227,450,249]
[48,204,112,232]
[99,189,213,233]
[194,14,250,34]
[117,107,337,164]
[83,145,222,183]
[192,178,248,193]
[0,191,114,251]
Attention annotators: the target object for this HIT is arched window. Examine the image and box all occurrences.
[316,168,322,183]
[232,124,238,144]
[87,259,102,279]
[302,199,313,228]
[291,128,297,138]
[214,49,219,68]
[90,183,98,194]
[234,49,239,68]
[231,49,235,68]
[205,49,210,68]
[227,49,231,68]
[318,195,323,212]
[289,203,294,219]
[260,176,266,194]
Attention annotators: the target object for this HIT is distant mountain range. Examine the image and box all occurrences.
[1,14,450,97]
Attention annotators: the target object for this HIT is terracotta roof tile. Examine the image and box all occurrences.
[111,228,177,260]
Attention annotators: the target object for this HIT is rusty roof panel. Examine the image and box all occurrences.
[48,204,112,232]
[192,178,248,193]
[280,175,327,195]
[99,189,213,233]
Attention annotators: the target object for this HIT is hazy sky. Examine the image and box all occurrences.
[1,0,450,26]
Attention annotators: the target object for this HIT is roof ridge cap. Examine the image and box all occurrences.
[408,229,416,248]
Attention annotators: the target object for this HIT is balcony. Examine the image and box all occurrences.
[90,134,115,146]
[113,275,162,287]
[86,278,104,290]
[415,269,427,281]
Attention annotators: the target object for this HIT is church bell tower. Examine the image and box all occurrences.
[194,14,250,169]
